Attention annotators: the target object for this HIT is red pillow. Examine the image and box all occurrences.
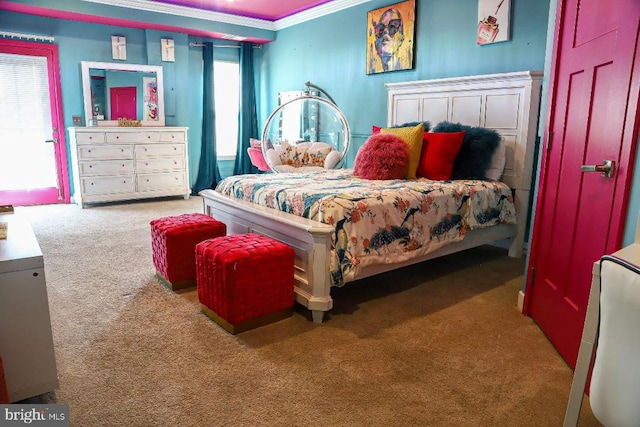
[354,133,409,180]
[416,131,466,180]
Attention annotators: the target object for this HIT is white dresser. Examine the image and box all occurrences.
[68,127,191,208]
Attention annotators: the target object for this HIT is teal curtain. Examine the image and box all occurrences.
[192,42,222,194]
[233,42,259,175]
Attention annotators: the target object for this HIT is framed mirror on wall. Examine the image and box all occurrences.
[80,61,165,126]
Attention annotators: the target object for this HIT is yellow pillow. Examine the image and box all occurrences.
[380,123,424,179]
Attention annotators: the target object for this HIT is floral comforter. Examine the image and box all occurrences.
[215,169,516,286]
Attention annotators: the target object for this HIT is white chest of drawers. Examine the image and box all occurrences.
[68,127,190,208]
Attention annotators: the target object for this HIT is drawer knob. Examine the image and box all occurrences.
[146,179,149,182]
[88,149,91,153]
[122,164,125,167]
[116,136,119,139]
[145,162,148,166]
[89,165,92,168]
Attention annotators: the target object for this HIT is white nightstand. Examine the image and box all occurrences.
[0,213,59,402]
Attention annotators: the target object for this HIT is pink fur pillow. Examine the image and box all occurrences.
[353,133,410,180]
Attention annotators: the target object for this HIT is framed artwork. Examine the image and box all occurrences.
[366,0,416,75]
[477,0,511,45]
[161,38,175,62]
[111,35,126,60]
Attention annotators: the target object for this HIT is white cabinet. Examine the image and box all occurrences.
[68,127,191,208]
[0,214,59,402]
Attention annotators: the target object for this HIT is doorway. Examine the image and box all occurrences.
[0,39,69,206]
[524,0,640,368]
[110,86,137,121]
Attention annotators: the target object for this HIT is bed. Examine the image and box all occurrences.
[200,71,543,323]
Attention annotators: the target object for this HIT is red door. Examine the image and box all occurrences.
[524,0,640,368]
[110,86,137,121]
[0,40,70,206]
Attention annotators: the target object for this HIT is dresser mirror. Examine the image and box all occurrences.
[80,61,165,127]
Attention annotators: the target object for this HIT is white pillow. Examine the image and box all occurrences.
[485,139,506,181]
[265,148,282,166]
[324,150,342,169]
[308,141,333,151]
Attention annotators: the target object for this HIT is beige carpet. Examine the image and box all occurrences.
[16,196,601,426]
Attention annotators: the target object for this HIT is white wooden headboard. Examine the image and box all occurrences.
[385,71,543,257]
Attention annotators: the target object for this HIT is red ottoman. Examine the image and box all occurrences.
[196,233,295,334]
[151,213,226,291]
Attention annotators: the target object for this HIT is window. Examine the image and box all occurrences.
[214,61,239,159]
[0,52,57,190]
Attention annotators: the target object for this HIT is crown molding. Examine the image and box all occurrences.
[274,0,371,30]
[82,0,369,31]
[82,0,275,30]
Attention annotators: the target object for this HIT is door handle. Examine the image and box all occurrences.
[581,160,614,178]
[45,138,57,144]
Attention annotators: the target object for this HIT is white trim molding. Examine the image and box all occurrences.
[517,290,525,312]
[82,0,370,31]
[274,0,371,30]
[83,0,274,30]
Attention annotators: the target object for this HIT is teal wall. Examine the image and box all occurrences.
[0,11,192,189]
[2,0,639,244]
[0,10,249,186]
[261,0,550,167]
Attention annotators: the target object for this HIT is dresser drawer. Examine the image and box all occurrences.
[75,132,106,144]
[105,132,144,143]
[80,175,135,195]
[135,143,185,158]
[139,131,162,142]
[78,160,135,176]
[137,172,186,192]
[77,145,134,160]
[160,131,186,143]
[136,158,185,173]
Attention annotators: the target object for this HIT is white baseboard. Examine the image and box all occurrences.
[517,290,525,313]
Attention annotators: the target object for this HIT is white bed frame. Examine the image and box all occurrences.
[200,71,543,323]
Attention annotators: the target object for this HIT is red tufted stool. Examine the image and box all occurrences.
[151,213,226,291]
[196,233,295,334]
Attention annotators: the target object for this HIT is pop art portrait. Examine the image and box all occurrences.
[366,0,416,75]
